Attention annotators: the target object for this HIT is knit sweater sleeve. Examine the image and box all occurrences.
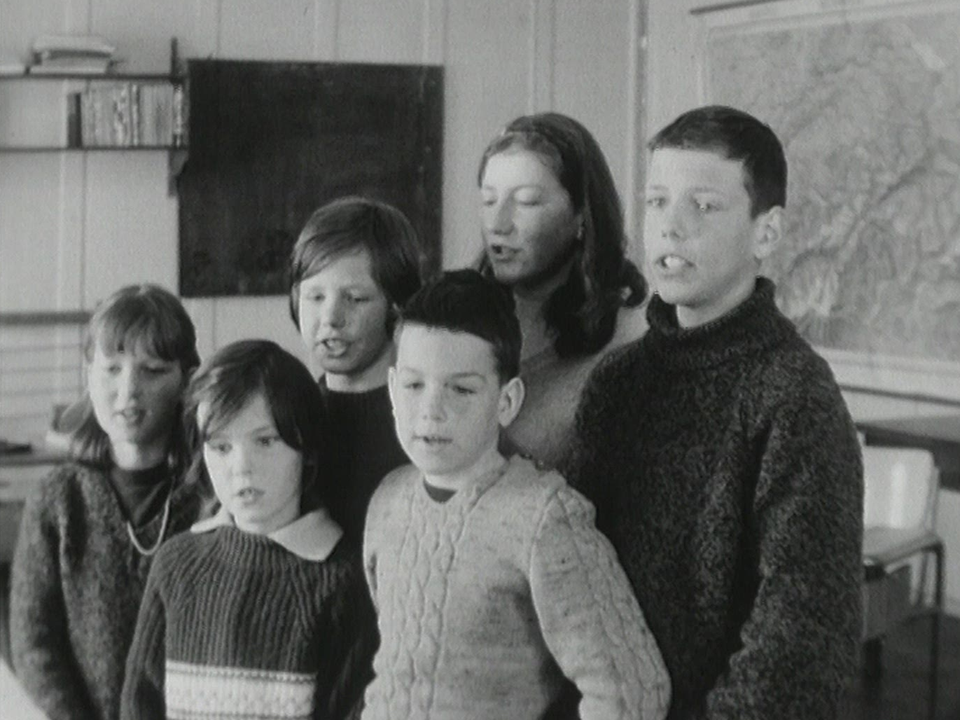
[315,559,378,720]
[562,352,624,537]
[10,469,97,720]
[120,546,169,720]
[705,361,864,719]
[528,485,670,720]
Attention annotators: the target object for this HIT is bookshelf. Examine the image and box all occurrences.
[0,39,186,153]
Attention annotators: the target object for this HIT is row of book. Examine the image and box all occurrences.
[67,82,186,148]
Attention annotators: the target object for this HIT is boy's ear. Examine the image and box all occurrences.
[497,377,525,428]
[752,206,782,261]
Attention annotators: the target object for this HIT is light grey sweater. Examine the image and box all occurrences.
[362,454,670,720]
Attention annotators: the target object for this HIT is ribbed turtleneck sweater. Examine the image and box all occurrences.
[565,278,864,720]
[120,524,376,720]
[11,461,201,720]
[320,382,409,543]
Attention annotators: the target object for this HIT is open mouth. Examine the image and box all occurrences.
[416,435,452,447]
[235,487,263,501]
[487,244,519,261]
[656,255,693,271]
[320,338,349,356]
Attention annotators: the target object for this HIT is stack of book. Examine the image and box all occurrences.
[68,82,186,148]
[29,34,118,75]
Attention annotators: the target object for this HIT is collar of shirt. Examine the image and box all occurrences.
[190,506,343,561]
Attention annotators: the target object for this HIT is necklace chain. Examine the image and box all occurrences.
[126,493,172,556]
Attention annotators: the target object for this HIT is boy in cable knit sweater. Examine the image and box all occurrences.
[362,270,670,720]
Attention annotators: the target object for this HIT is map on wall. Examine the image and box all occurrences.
[697,0,960,384]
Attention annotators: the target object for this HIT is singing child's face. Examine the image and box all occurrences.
[296,247,394,392]
[389,324,518,488]
[87,341,184,460]
[643,147,780,328]
[200,392,302,535]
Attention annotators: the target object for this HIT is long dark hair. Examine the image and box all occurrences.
[477,112,646,358]
[71,284,199,472]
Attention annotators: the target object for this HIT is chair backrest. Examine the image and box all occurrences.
[862,446,938,530]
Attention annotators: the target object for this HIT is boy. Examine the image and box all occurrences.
[362,270,670,720]
[289,196,422,541]
[565,106,864,720]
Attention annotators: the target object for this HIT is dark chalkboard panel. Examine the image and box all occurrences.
[178,59,443,297]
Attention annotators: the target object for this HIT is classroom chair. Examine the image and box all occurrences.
[861,445,944,709]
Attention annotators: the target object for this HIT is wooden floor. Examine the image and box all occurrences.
[841,614,960,720]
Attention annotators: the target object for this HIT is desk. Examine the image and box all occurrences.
[858,415,960,492]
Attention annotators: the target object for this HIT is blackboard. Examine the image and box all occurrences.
[178,59,443,297]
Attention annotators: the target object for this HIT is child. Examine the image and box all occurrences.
[565,106,864,719]
[289,196,423,542]
[121,340,375,720]
[11,284,203,720]
[362,270,670,720]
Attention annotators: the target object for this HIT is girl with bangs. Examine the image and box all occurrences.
[10,284,203,720]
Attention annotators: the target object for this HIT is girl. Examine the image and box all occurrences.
[121,340,376,720]
[11,284,203,720]
[477,112,648,468]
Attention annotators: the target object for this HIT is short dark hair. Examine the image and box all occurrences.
[289,196,423,331]
[183,340,330,514]
[477,112,647,358]
[648,105,787,217]
[72,284,200,471]
[397,270,521,383]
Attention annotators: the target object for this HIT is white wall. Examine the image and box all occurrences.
[0,0,645,436]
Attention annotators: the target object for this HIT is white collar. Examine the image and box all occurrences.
[191,507,343,561]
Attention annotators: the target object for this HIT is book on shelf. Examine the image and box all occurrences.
[75,81,185,148]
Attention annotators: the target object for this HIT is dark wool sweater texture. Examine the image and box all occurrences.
[320,383,409,543]
[10,461,201,720]
[120,527,376,720]
[565,278,864,720]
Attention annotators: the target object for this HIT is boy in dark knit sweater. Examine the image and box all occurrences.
[289,197,423,543]
[121,341,375,720]
[565,106,864,720]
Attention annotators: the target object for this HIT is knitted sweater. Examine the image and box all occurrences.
[506,304,647,469]
[362,455,670,720]
[10,461,201,720]
[120,512,376,720]
[565,278,864,720]
[320,383,409,543]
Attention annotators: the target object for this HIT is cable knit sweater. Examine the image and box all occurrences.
[10,461,201,720]
[565,278,864,720]
[120,514,376,720]
[362,454,670,720]
[320,383,409,543]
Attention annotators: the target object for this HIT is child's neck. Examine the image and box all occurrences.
[422,444,507,492]
[110,440,167,470]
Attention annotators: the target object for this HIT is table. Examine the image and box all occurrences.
[858,414,960,492]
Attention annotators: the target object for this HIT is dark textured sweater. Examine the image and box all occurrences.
[10,461,201,720]
[320,383,409,543]
[565,278,864,720]
[120,524,376,720]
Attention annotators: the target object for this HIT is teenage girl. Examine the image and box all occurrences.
[11,284,203,720]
